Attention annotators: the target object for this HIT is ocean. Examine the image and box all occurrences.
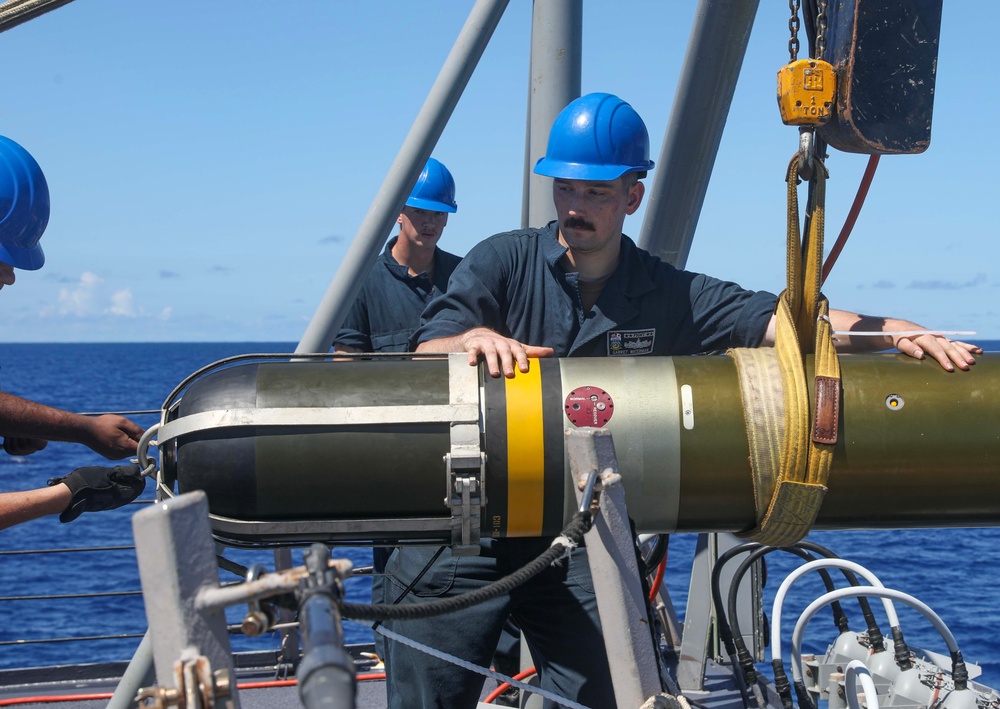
[0,341,998,688]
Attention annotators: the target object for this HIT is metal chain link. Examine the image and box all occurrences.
[816,0,828,60]
[788,0,801,62]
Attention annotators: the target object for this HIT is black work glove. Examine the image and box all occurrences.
[47,463,146,523]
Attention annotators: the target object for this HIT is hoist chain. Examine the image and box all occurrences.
[788,0,829,61]
[816,0,828,60]
[788,0,801,62]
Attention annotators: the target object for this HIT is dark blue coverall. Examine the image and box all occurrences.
[383,222,777,709]
[334,235,462,660]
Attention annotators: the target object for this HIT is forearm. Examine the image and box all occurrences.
[0,484,71,531]
[415,332,479,354]
[332,344,361,361]
[827,309,980,371]
[0,392,93,443]
[829,310,901,352]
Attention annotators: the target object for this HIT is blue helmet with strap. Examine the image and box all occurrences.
[534,93,655,181]
[0,136,48,271]
[405,157,457,213]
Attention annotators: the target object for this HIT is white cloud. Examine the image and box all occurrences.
[107,288,136,317]
[39,272,172,324]
[57,271,103,316]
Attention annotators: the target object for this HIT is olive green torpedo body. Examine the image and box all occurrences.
[158,353,1000,544]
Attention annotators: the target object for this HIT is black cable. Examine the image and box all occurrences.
[641,534,669,574]
[725,546,836,709]
[712,545,846,699]
[341,511,592,623]
[369,545,446,636]
[796,540,885,652]
[710,542,762,708]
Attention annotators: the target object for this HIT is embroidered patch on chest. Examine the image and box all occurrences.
[607,329,655,356]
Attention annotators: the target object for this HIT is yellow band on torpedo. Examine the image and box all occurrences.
[504,361,546,536]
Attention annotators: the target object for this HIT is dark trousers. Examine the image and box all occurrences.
[382,538,615,709]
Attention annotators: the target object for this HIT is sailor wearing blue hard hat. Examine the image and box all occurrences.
[387,92,981,709]
[0,136,148,530]
[533,91,655,181]
[404,156,458,213]
[334,156,462,354]
[0,135,49,289]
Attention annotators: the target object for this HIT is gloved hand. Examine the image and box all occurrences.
[3,436,47,456]
[47,463,146,523]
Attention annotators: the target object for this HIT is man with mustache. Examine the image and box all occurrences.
[380,93,980,708]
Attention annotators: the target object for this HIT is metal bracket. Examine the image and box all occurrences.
[445,353,486,556]
[445,452,486,556]
[135,655,232,709]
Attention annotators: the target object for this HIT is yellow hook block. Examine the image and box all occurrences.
[777,58,836,126]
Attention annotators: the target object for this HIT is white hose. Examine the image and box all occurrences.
[845,660,880,709]
[771,559,899,673]
[791,587,960,687]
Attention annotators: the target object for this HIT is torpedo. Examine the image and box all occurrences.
[154,353,1000,545]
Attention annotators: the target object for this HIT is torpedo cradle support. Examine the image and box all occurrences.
[154,352,1000,546]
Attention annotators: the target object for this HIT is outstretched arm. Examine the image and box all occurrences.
[829,311,981,371]
[0,392,145,459]
[416,327,555,378]
[0,485,71,530]
[762,310,982,371]
[0,463,145,530]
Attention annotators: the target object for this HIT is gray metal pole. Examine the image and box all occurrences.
[132,491,240,708]
[638,0,760,269]
[521,0,581,229]
[567,428,664,706]
[106,631,155,709]
[296,0,510,354]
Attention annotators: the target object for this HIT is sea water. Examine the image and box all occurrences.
[0,342,998,686]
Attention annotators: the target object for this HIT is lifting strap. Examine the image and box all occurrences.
[728,152,841,547]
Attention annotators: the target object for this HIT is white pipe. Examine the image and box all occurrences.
[791,587,960,686]
[771,559,899,670]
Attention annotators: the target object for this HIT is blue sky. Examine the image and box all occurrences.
[1,2,995,342]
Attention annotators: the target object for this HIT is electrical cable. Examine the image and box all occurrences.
[821,155,880,285]
[772,558,900,680]
[795,541,885,651]
[708,542,762,707]
[341,510,592,622]
[649,554,666,604]
[370,545,446,637]
[719,545,847,709]
[639,533,669,572]
[726,547,832,709]
[790,587,967,693]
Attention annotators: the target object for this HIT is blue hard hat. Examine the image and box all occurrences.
[405,158,457,213]
[534,93,655,181]
[0,135,48,271]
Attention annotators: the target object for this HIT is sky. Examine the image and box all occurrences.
[0,1,996,343]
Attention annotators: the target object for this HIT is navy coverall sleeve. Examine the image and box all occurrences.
[410,240,509,348]
[333,293,373,351]
[686,273,777,351]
